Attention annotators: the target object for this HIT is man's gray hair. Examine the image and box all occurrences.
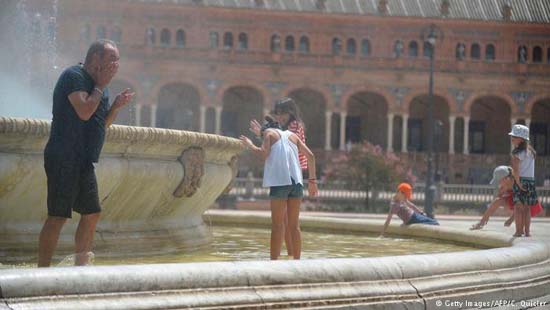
[84,39,117,65]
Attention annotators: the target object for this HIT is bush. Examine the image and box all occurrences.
[323,141,416,210]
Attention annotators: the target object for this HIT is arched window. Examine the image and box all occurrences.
[176,29,186,47]
[31,20,41,35]
[347,38,356,55]
[238,33,248,50]
[470,43,480,59]
[485,44,495,61]
[285,35,295,52]
[518,46,528,63]
[361,39,371,56]
[455,43,466,60]
[146,28,156,45]
[533,46,543,63]
[111,26,122,43]
[408,41,418,57]
[223,32,233,49]
[423,41,433,58]
[271,34,281,52]
[96,25,106,40]
[160,28,171,46]
[393,40,404,58]
[209,32,218,48]
[332,37,342,55]
[299,36,310,53]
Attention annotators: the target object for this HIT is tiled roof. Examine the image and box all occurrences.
[131,0,550,23]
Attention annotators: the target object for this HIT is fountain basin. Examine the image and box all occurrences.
[1,211,549,309]
[0,117,243,260]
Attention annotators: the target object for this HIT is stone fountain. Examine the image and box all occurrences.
[0,116,242,262]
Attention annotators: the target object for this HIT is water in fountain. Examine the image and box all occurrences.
[0,0,60,120]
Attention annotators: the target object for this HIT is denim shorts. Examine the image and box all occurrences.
[269,179,303,199]
[407,212,439,226]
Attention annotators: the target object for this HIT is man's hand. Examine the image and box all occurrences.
[112,88,135,111]
[96,62,119,89]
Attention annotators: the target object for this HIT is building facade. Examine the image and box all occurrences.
[22,0,550,184]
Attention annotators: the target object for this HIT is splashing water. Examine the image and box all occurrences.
[56,252,96,267]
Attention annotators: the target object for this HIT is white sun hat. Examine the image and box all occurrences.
[489,165,511,186]
[508,124,530,141]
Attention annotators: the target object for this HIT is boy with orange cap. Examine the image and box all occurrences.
[380,183,439,237]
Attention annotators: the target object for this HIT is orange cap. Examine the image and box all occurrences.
[397,183,413,200]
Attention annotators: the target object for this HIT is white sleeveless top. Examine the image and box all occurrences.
[262,129,303,187]
[515,150,535,178]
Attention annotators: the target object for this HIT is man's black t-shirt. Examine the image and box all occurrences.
[44,65,110,163]
[84,87,110,163]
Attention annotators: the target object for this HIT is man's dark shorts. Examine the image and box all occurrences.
[44,158,101,218]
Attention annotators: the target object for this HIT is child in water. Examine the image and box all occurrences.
[240,116,318,260]
[380,183,438,237]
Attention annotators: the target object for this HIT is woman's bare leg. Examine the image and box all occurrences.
[270,199,287,260]
[513,203,524,237]
[287,198,302,260]
[283,210,293,256]
[524,207,531,237]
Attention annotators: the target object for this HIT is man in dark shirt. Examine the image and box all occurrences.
[39,39,134,267]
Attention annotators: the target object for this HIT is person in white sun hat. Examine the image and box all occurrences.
[470,166,515,230]
[508,124,538,237]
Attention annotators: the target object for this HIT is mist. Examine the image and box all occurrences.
[0,0,57,120]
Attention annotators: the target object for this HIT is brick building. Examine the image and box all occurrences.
[19,0,550,184]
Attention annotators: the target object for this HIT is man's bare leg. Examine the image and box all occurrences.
[74,212,101,266]
[38,216,67,267]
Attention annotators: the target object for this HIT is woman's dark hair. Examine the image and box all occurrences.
[273,97,303,128]
[260,115,281,135]
[512,140,537,159]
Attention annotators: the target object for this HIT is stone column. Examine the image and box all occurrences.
[199,105,207,133]
[215,106,222,135]
[463,116,470,155]
[135,103,142,126]
[448,115,456,154]
[387,113,394,152]
[325,111,333,151]
[401,114,408,153]
[339,112,347,151]
[150,104,157,128]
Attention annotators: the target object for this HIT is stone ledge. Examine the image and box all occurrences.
[0,116,244,160]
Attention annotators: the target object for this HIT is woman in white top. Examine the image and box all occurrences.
[240,116,318,260]
[509,124,538,237]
